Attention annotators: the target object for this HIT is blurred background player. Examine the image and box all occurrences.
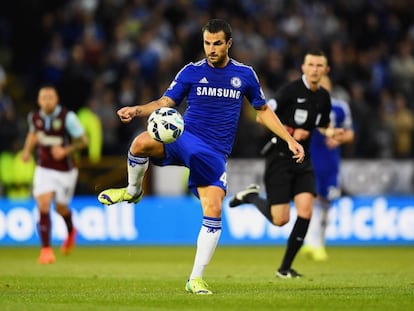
[230,50,345,278]
[302,75,355,261]
[22,85,88,264]
[98,19,304,294]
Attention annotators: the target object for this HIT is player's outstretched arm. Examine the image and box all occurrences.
[256,104,304,162]
[117,96,176,123]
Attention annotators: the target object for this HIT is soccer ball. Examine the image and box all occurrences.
[147,107,184,143]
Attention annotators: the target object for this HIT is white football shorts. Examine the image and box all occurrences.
[33,166,79,204]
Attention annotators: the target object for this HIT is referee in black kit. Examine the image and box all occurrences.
[230,50,345,278]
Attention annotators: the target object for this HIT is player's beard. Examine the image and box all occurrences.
[208,54,227,68]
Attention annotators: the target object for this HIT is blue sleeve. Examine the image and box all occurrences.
[164,65,191,106]
[27,112,35,133]
[245,67,266,109]
[340,100,354,130]
[65,111,85,138]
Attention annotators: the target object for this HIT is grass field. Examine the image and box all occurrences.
[0,245,413,310]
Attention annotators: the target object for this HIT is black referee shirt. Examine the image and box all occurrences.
[270,77,331,154]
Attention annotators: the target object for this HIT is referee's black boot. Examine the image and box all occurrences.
[276,268,303,279]
[229,184,260,207]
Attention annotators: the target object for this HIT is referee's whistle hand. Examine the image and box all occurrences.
[288,141,305,163]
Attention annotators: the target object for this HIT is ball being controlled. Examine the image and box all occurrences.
[147,107,184,143]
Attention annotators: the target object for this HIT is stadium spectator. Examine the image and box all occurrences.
[21,85,88,264]
[384,91,414,158]
[374,90,396,158]
[93,87,120,154]
[116,76,147,150]
[42,33,69,85]
[97,19,304,294]
[58,44,94,112]
[389,37,414,100]
[347,82,377,157]
[0,65,19,153]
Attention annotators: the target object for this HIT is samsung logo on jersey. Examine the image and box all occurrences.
[196,87,241,99]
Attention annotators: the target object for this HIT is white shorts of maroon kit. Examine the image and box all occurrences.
[33,166,79,204]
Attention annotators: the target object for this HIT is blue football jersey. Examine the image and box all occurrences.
[164,58,266,155]
[310,97,353,172]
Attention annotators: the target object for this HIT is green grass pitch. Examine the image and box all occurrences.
[0,246,413,310]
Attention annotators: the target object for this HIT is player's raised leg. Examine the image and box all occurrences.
[98,132,161,205]
[98,151,148,205]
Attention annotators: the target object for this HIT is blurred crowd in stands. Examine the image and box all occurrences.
[1,0,414,164]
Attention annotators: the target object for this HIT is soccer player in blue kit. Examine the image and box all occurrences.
[98,19,304,294]
[303,75,354,261]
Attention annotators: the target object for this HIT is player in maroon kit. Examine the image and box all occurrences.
[22,85,88,264]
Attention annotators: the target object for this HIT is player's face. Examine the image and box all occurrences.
[38,88,59,115]
[302,55,329,90]
[203,30,232,68]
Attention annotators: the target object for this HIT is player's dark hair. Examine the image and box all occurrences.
[38,83,58,91]
[305,49,327,58]
[304,49,328,66]
[202,19,232,42]
[38,84,60,96]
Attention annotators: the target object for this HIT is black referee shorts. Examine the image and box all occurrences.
[264,151,316,205]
